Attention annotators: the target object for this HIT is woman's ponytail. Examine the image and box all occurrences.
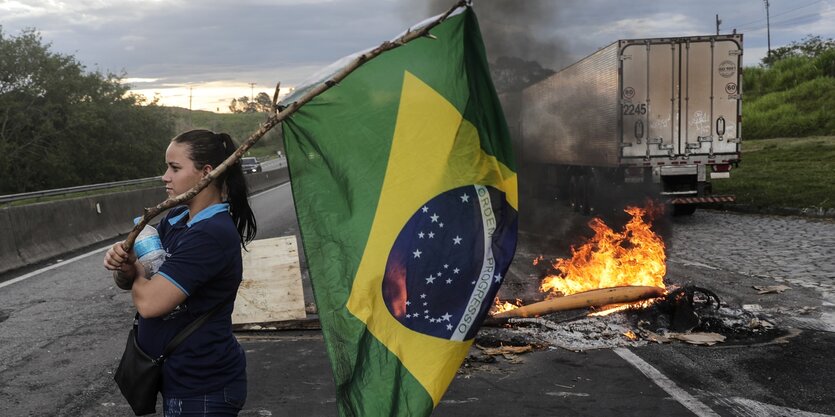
[217,133,257,249]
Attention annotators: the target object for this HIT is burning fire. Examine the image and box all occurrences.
[540,204,667,299]
[492,297,522,314]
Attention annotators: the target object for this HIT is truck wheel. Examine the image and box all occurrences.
[673,205,697,216]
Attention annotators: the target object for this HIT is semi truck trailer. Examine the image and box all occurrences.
[503,34,743,215]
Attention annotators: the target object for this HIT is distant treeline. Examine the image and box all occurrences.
[743,36,835,139]
[0,28,282,194]
[0,28,175,194]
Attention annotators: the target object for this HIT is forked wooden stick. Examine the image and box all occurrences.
[122,0,467,254]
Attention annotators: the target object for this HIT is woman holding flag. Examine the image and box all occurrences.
[104,129,256,416]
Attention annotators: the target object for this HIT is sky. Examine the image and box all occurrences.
[2,0,833,112]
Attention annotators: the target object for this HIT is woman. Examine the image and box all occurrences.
[104,129,256,416]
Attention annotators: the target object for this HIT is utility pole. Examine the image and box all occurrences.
[188,86,193,127]
[764,0,772,57]
[715,14,722,35]
[249,83,256,102]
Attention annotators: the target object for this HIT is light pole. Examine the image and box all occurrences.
[764,0,772,57]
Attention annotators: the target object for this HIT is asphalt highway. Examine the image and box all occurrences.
[0,183,832,417]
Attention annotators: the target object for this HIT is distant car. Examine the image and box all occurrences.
[241,157,262,174]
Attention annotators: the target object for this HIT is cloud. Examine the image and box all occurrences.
[593,13,702,39]
[3,0,834,109]
[3,0,406,85]
[121,77,159,83]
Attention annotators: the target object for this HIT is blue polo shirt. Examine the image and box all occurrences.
[136,203,246,397]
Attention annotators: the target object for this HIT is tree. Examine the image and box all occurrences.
[0,27,174,194]
[762,35,835,66]
[254,92,272,112]
[228,98,240,113]
[228,92,272,113]
[229,96,252,113]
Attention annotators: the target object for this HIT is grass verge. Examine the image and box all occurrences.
[712,136,835,210]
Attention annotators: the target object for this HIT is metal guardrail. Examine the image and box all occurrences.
[0,157,287,205]
[0,176,162,204]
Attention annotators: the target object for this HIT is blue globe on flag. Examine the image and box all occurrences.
[382,184,518,341]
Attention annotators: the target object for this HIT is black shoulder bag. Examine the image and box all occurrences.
[114,295,234,416]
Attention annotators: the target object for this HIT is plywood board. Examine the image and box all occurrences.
[232,236,306,324]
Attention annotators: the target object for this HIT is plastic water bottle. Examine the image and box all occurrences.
[133,218,166,276]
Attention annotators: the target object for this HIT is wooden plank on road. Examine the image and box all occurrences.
[233,236,306,324]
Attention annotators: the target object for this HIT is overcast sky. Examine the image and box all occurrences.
[2,0,833,112]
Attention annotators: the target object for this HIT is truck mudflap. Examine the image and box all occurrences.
[669,195,736,205]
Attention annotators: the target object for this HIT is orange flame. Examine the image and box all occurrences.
[540,204,667,298]
[492,297,522,314]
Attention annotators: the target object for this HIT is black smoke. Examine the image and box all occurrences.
[401,1,575,76]
[399,1,673,256]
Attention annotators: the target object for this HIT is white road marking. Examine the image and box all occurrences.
[0,181,291,290]
[0,246,110,290]
[613,347,721,417]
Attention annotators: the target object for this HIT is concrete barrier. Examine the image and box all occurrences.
[247,168,289,194]
[0,168,288,276]
[0,209,22,273]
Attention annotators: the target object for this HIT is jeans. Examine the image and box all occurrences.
[163,377,247,417]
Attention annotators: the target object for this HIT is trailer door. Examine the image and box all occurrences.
[620,36,742,161]
[620,41,679,159]
[683,38,742,157]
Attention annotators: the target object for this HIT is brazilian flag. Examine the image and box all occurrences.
[282,6,518,416]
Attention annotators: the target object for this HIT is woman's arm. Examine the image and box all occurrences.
[131,265,188,318]
[104,241,187,318]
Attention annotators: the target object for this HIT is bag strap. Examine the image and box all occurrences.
[133,293,236,363]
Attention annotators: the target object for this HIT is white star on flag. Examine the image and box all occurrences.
[413,249,422,258]
[461,194,470,203]
[430,214,439,223]
[453,236,462,245]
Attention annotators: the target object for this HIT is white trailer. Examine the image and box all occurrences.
[509,34,743,215]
